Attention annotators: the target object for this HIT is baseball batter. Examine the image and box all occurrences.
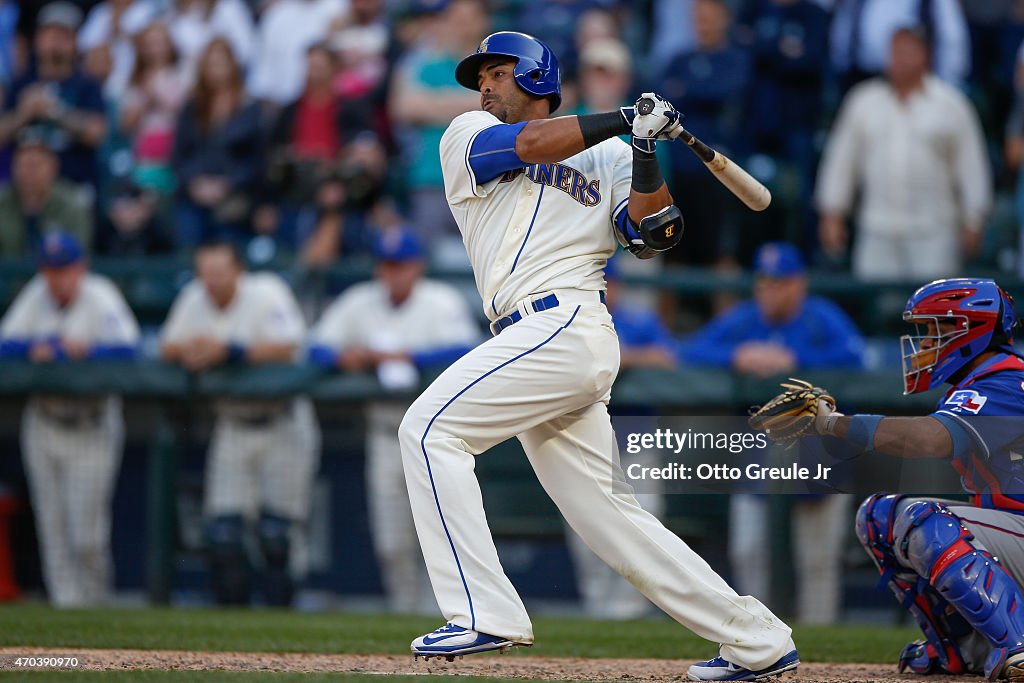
[400,31,797,681]
[309,228,480,613]
[0,232,139,607]
[160,241,319,606]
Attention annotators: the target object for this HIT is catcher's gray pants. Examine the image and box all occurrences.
[22,398,123,607]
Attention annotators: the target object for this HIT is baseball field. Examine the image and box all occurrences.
[0,604,982,681]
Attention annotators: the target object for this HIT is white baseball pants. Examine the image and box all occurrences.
[367,404,433,613]
[22,398,123,607]
[399,293,793,670]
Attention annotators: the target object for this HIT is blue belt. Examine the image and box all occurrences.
[491,291,606,335]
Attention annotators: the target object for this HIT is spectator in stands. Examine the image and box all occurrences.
[388,0,485,247]
[0,131,92,256]
[167,0,254,82]
[0,231,139,607]
[328,0,396,107]
[816,25,992,281]
[657,0,750,269]
[571,38,632,116]
[288,132,389,267]
[513,0,623,84]
[257,42,372,252]
[309,228,479,613]
[248,0,346,107]
[77,0,159,99]
[829,0,969,93]
[172,38,263,249]
[100,179,171,254]
[118,20,186,197]
[680,242,863,625]
[0,2,106,190]
[574,8,620,58]
[648,0,696,75]
[565,257,674,619]
[160,241,319,607]
[736,0,828,250]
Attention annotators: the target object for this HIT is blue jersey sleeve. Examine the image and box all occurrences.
[467,122,528,184]
[933,373,1024,456]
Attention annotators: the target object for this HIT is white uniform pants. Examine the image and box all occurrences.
[22,398,123,607]
[204,398,320,523]
[853,229,959,281]
[564,444,663,619]
[400,297,793,669]
[729,493,851,625]
[367,405,432,613]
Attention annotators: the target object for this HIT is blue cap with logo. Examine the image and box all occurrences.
[38,231,84,268]
[373,228,424,263]
[754,242,804,278]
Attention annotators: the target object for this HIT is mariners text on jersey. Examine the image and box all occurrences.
[498,164,602,207]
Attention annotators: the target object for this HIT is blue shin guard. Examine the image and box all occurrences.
[896,499,1024,680]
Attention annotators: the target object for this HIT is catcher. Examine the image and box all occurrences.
[750,278,1024,681]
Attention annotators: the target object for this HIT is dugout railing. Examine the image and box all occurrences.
[0,359,948,606]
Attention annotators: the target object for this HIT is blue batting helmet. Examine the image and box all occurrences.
[455,31,561,112]
[900,278,1020,394]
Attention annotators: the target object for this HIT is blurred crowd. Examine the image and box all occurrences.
[1,0,1023,276]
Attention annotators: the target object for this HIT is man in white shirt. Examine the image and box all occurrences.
[160,241,319,606]
[816,25,992,281]
[309,228,480,613]
[0,231,139,607]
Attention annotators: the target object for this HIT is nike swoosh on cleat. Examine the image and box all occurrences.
[421,633,464,646]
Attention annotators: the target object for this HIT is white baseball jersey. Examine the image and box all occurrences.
[161,272,305,351]
[0,273,139,348]
[310,279,480,359]
[440,110,630,319]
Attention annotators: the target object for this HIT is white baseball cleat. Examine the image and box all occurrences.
[411,623,526,661]
[687,648,800,681]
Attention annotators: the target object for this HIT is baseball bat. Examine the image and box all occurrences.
[637,98,772,212]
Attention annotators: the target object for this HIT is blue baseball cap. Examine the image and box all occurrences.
[754,242,804,278]
[373,228,424,263]
[37,231,84,268]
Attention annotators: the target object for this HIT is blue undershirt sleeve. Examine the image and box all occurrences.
[468,122,528,184]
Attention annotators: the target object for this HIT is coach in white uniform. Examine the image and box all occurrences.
[401,32,798,681]
[160,241,319,606]
[309,228,480,613]
[0,231,139,607]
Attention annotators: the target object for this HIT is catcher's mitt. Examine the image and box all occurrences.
[748,378,835,447]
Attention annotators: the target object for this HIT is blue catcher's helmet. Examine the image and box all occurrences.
[900,278,1020,394]
[455,31,561,112]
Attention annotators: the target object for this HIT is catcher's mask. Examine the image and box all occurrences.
[900,278,1019,394]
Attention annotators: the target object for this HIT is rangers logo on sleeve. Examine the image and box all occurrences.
[945,390,988,414]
